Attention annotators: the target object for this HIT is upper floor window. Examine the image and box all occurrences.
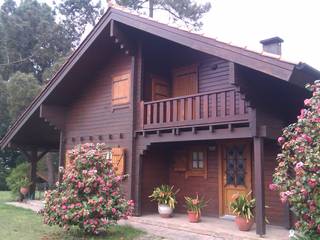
[112,72,130,106]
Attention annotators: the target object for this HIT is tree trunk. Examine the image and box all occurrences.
[149,0,154,18]
[46,153,54,188]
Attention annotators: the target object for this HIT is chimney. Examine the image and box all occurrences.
[260,37,284,55]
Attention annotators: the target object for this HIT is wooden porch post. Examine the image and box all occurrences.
[58,131,66,182]
[134,152,142,216]
[253,137,266,236]
[29,149,38,200]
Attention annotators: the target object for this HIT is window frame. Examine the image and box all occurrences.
[185,146,208,179]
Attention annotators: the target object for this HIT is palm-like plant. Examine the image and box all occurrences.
[185,194,207,214]
[230,192,256,220]
[149,185,180,209]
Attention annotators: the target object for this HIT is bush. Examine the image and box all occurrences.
[270,81,320,238]
[6,162,30,196]
[42,143,134,234]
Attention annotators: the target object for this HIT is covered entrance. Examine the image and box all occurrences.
[220,141,252,216]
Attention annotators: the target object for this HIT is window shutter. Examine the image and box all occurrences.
[112,73,130,105]
[111,147,125,175]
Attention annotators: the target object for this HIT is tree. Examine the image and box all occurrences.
[270,81,320,238]
[0,0,75,83]
[6,71,41,120]
[115,0,212,30]
[56,0,105,45]
[43,143,134,234]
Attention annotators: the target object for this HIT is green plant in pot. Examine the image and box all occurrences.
[230,192,256,231]
[185,194,207,223]
[149,185,180,218]
[19,177,31,198]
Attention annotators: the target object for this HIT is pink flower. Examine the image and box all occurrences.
[308,179,317,188]
[304,98,311,106]
[62,205,67,210]
[277,136,285,145]
[269,183,279,191]
[112,208,117,214]
[301,134,312,143]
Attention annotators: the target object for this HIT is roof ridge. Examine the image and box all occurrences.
[108,5,298,65]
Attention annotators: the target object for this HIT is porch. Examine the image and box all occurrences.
[137,139,288,236]
[126,214,289,240]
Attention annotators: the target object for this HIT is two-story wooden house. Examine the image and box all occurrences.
[1,6,319,236]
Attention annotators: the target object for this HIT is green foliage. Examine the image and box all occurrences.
[149,184,179,209]
[115,0,212,30]
[230,192,256,220]
[184,194,207,214]
[0,79,9,137]
[6,71,41,120]
[271,81,320,237]
[0,0,74,82]
[6,162,30,196]
[43,143,134,234]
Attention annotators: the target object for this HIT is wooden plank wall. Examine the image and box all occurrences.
[141,143,219,216]
[64,51,133,196]
[198,57,231,92]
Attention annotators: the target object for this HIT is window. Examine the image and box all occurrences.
[185,146,207,179]
[192,151,204,169]
[112,72,130,106]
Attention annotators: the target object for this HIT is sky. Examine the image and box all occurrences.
[2,0,320,69]
[197,0,320,69]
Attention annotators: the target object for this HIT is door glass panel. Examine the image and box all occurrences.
[226,145,246,186]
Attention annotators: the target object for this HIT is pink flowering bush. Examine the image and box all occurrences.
[42,143,134,234]
[271,81,320,238]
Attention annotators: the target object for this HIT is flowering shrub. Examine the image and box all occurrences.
[42,143,134,234]
[270,81,320,238]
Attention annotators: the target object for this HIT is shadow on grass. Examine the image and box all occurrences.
[43,225,144,240]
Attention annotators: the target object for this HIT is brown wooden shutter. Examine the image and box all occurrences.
[151,74,170,100]
[172,64,198,97]
[112,73,130,105]
[111,147,125,175]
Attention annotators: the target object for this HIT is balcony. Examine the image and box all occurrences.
[140,88,250,130]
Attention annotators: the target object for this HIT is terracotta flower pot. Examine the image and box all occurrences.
[20,186,29,196]
[188,211,200,223]
[235,216,254,231]
[158,204,173,218]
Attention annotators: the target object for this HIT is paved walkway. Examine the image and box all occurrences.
[122,214,290,240]
[5,201,290,240]
[6,200,44,212]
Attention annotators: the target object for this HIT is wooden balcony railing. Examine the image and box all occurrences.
[141,88,250,130]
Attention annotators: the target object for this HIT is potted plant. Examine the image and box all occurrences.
[19,177,31,197]
[185,194,207,223]
[149,185,180,218]
[230,192,256,231]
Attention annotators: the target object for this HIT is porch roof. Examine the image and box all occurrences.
[1,5,320,150]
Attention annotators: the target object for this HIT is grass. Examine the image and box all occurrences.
[0,191,144,240]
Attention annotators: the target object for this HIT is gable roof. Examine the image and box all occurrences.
[1,6,319,149]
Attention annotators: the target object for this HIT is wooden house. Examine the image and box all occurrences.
[1,6,320,236]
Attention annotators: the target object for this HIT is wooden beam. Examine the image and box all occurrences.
[37,150,49,161]
[254,137,266,236]
[30,149,38,200]
[58,131,65,182]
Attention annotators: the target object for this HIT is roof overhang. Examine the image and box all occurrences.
[1,6,320,149]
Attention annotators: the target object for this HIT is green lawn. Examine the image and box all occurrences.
[0,191,144,240]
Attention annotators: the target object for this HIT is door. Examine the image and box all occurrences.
[172,64,198,97]
[151,75,170,100]
[221,141,251,216]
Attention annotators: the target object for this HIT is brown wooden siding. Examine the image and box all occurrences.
[198,57,231,92]
[264,141,285,226]
[141,142,219,217]
[64,51,133,196]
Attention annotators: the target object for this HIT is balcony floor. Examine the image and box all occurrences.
[120,214,290,240]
